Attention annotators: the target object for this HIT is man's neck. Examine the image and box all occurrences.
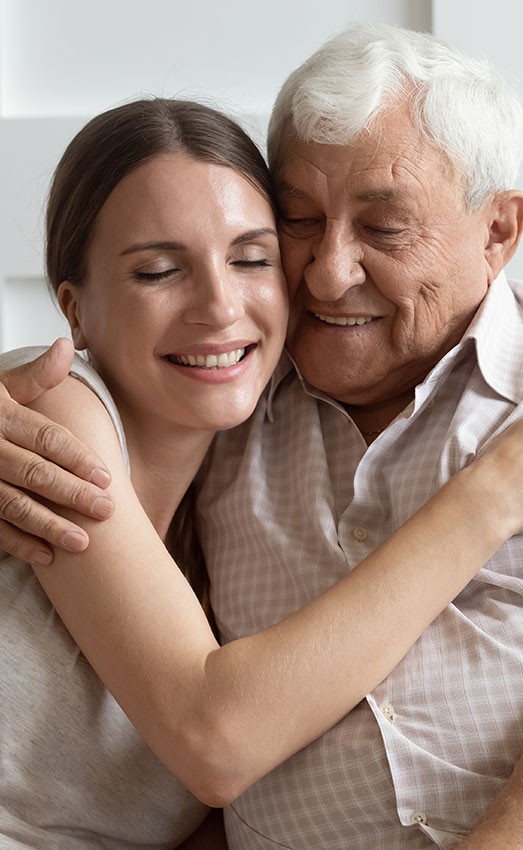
[343,390,415,444]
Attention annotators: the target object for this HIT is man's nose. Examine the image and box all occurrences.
[182,265,245,328]
[306,224,365,302]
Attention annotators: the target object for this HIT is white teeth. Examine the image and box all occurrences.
[315,314,373,326]
[171,348,246,369]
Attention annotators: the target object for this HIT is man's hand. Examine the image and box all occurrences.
[0,339,114,565]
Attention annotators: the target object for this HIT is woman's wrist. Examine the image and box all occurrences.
[457,442,522,544]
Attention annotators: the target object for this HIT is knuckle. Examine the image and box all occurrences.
[36,422,64,456]
[0,406,12,439]
[23,458,57,492]
[0,489,32,525]
[38,516,63,543]
[69,483,90,510]
[0,521,49,565]
[0,523,27,560]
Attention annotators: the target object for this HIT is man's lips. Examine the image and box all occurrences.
[313,313,374,326]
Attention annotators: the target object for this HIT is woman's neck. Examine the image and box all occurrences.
[122,416,215,541]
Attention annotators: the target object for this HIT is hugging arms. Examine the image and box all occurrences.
[0,342,522,812]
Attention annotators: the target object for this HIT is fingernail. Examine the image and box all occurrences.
[90,467,111,488]
[92,495,114,519]
[62,530,89,552]
[31,549,53,566]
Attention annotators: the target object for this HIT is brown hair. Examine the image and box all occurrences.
[46,98,274,618]
[46,97,275,291]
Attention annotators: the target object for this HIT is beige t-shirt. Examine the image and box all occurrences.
[0,349,208,848]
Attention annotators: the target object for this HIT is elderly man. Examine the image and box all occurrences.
[1,21,523,850]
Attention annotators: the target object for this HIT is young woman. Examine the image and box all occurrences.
[0,98,522,848]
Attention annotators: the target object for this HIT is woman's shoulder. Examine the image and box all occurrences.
[0,345,49,370]
[0,345,110,411]
[12,346,131,473]
[66,355,129,469]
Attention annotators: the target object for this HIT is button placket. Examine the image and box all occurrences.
[379,702,395,721]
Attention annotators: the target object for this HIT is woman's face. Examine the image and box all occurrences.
[59,153,288,436]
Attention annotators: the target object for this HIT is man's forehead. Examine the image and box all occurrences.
[275,101,444,175]
[277,178,400,202]
[275,130,457,203]
[275,155,427,209]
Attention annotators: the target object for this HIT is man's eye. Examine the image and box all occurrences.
[362,226,410,249]
[366,227,405,235]
[279,217,321,238]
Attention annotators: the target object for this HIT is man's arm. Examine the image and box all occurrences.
[0,340,113,563]
[455,755,523,849]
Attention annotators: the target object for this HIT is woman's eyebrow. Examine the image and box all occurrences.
[120,230,277,256]
[120,240,185,256]
[230,228,278,246]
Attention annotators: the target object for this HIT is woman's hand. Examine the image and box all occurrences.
[0,339,114,563]
[470,415,523,539]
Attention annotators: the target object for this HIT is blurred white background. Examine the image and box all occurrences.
[1,0,521,350]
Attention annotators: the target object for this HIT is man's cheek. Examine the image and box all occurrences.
[280,241,308,290]
[285,310,298,342]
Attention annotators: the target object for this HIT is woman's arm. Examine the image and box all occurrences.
[26,377,523,807]
[453,753,523,850]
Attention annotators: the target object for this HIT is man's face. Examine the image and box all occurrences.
[274,104,496,407]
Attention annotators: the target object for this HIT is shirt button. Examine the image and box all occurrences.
[379,702,395,721]
[410,812,428,826]
[352,526,368,542]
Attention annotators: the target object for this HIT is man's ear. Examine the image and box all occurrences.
[484,191,523,283]
[57,281,88,350]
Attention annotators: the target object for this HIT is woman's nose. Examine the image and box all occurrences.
[182,265,245,328]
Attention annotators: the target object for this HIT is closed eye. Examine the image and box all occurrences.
[135,269,180,282]
[279,217,322,238]
[366,227,405,235]
[231,259,271,268]
[361,225,411,250]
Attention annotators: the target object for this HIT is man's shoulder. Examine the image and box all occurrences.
[507,277,523,286]
[507,277,523,306]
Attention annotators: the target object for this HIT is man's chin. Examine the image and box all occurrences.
[291,358,397,408]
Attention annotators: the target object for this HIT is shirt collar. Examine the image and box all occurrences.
[460,271,523,405]
[266,349,348,421]
[266,351,297,421]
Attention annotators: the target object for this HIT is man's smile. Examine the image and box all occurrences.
[313,314,374,326]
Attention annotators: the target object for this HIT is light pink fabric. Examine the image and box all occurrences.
[197,273,523,849]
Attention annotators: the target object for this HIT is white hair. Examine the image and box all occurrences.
[267,22,523,207]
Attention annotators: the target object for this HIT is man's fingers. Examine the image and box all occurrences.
[0,520,55,566]
[0,338,75,404]
[0,341,112,491]
[0,402,112,492]
[0,481,92,550]
[0,495,91,563]
[0,447,114,523]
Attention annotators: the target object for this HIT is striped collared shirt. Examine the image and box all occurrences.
[197,273,523,850]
